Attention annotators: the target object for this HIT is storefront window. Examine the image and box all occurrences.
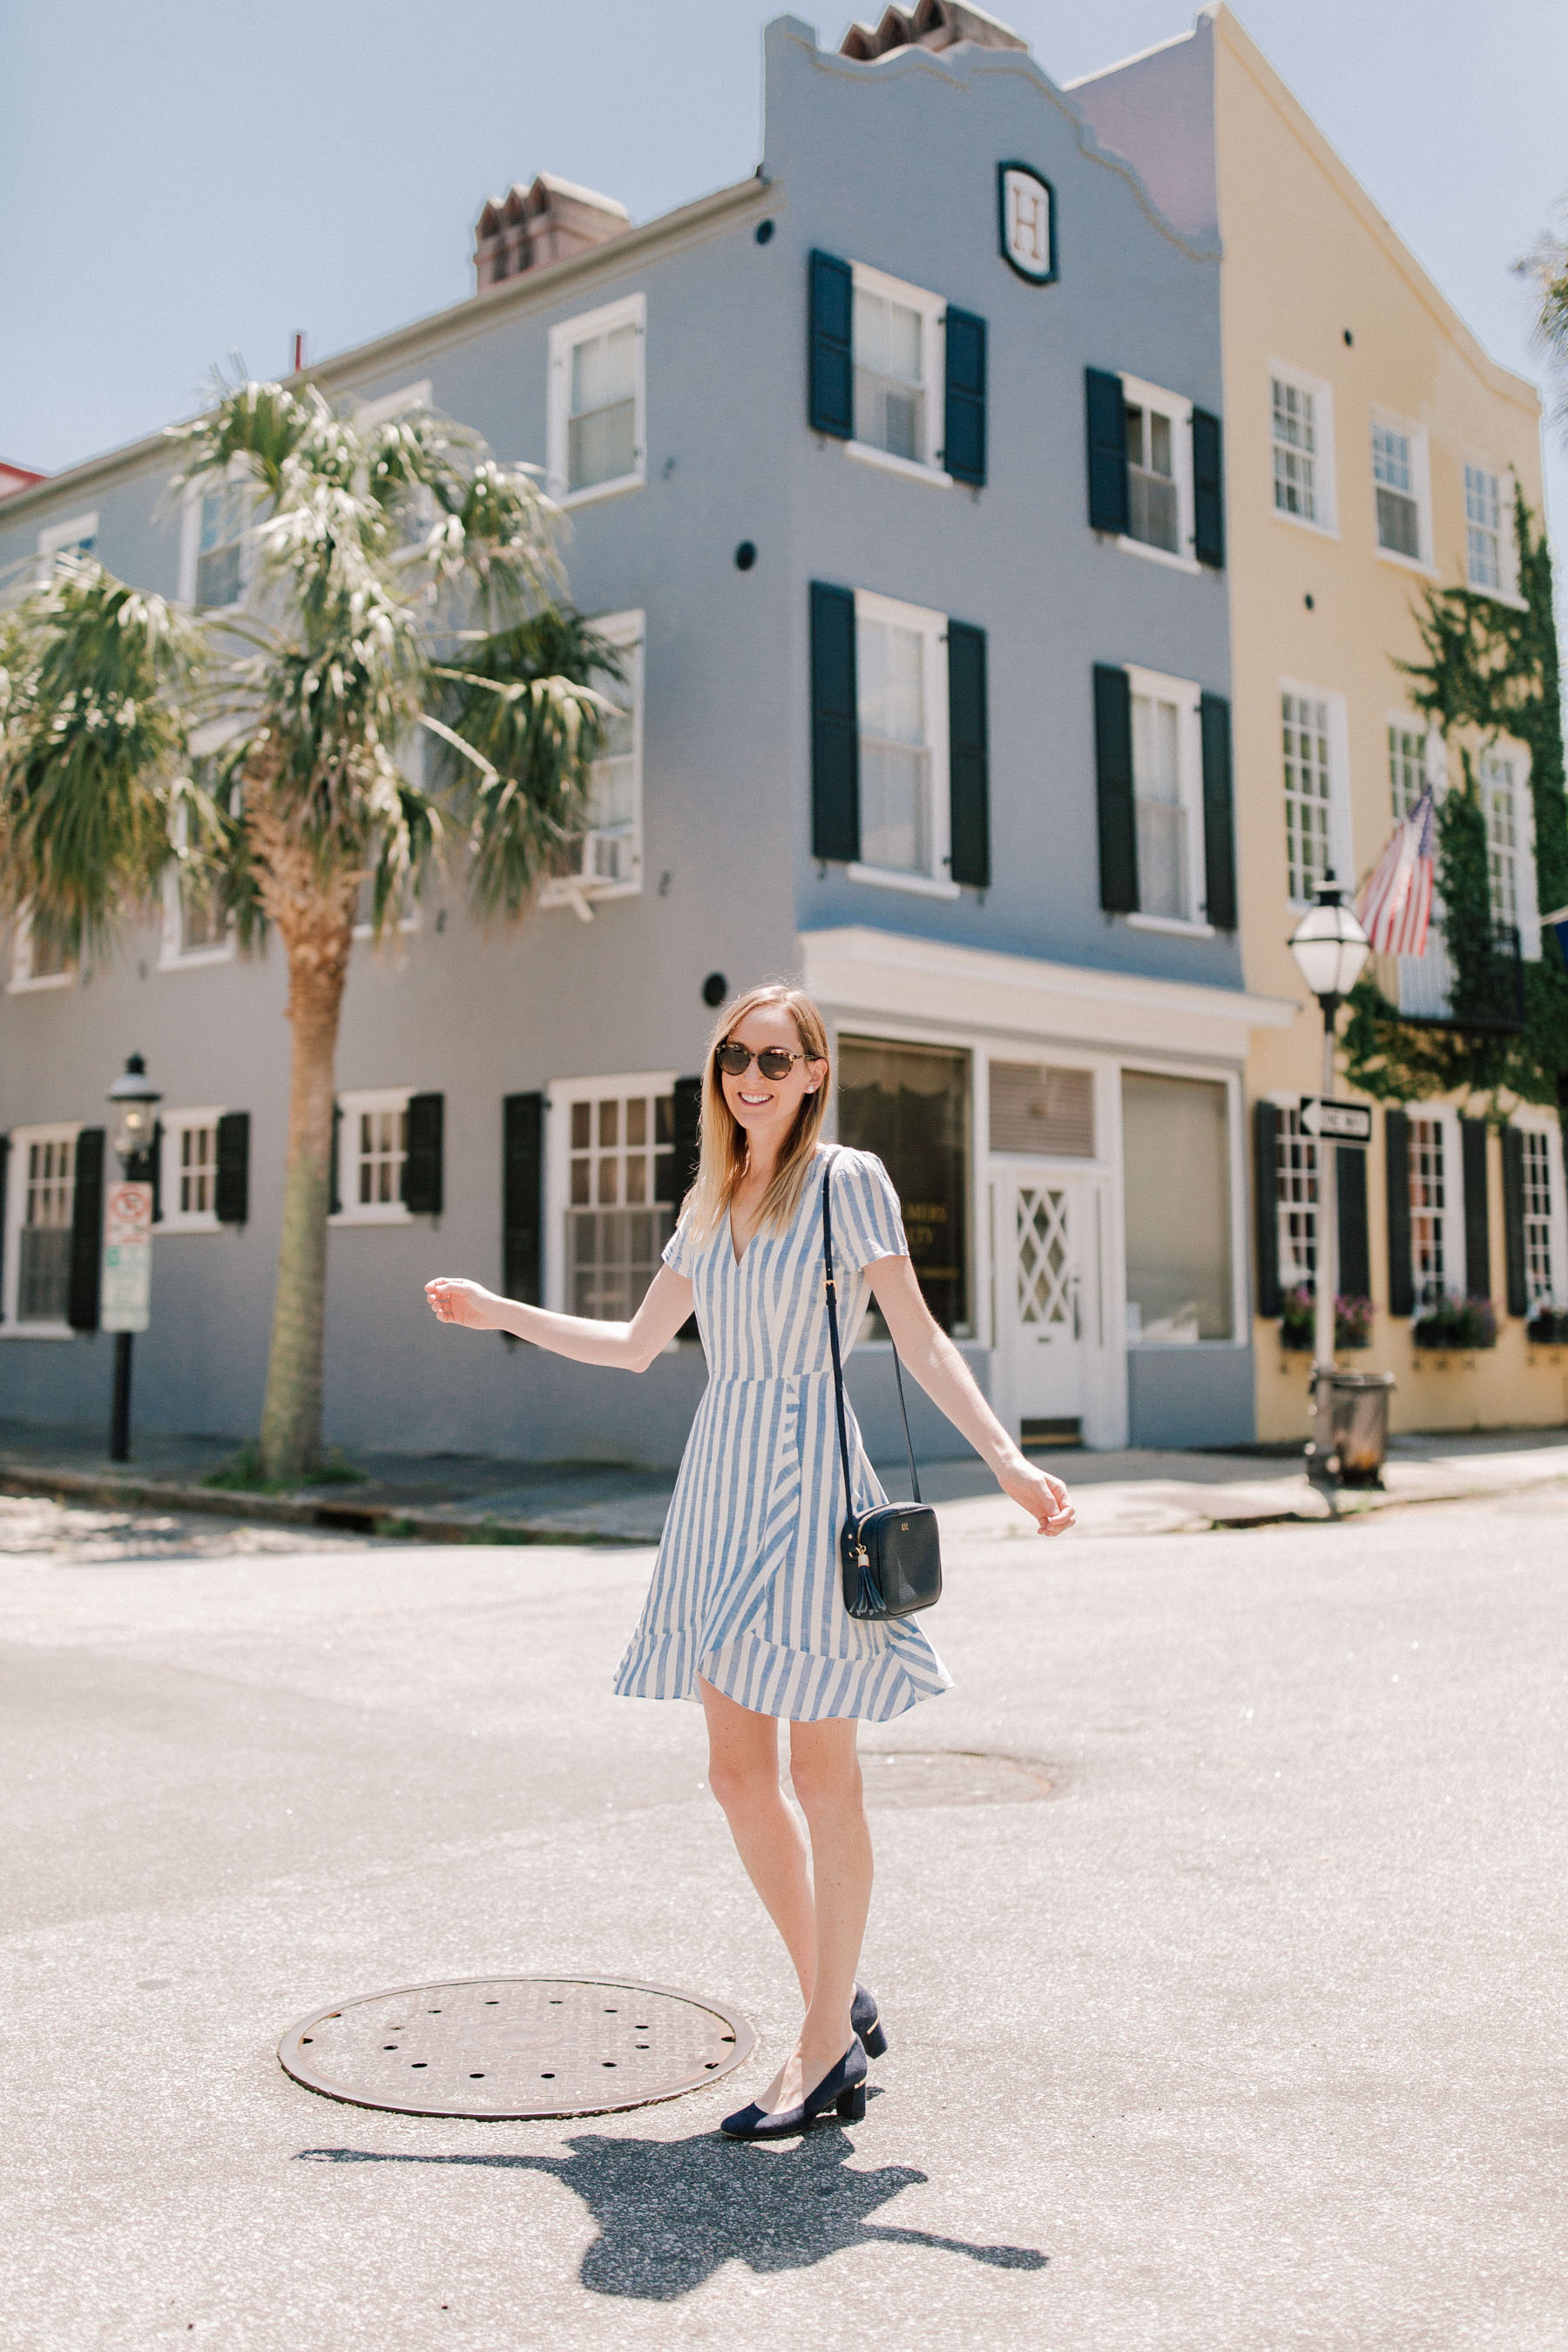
[837,1037,970,1335]
[1121,1071,1233,1342]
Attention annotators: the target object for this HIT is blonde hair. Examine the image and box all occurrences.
[685,983,831,1241]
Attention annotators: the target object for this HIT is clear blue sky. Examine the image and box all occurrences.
[2,0,1564,535]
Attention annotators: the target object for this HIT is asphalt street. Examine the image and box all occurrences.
[2,1482,1565,2350]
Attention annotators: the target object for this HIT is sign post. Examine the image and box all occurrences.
[102,1178,153,1463]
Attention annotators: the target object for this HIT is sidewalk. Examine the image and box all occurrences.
[2,1415,1565,1544]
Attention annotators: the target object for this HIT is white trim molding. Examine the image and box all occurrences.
[547,291,646,508]
[157,1107,226,1234]
[333,1087,414,1226]
[1117,373,1199,572]
[846,258,949,481]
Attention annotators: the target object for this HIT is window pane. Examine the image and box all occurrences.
[1275,1105,1319,1288]
[1482,754,1519,928]
[1409,1117,1446,1307]
[853,289,925,461]
[1271,379,1317,522]
[1122,1072,1232,1342]
[837,1037,970,1335]
[857,618,929,873]
[1524,1132,1555,1307]
[567,323,638,490]
[1132,693,1187,920]
[1388,723,1426,821]
[1282,692,1334,903]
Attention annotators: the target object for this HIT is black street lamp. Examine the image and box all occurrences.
[1287,875,1371,1477]
[105,1052,161,1463]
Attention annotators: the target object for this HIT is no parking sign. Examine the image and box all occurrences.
[101,1180,153,1333]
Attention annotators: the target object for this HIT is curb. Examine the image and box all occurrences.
[0,1465,648,1548]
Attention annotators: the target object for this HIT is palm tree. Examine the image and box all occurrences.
[0,381,614,1479]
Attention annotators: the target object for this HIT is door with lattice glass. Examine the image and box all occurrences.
[1004,1173,1087,1442]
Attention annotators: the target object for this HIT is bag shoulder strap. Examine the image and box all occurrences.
[821,1151,922,1512]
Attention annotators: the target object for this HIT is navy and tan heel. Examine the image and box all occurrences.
[851,1983,888,2060]
[720,2036,868,2139]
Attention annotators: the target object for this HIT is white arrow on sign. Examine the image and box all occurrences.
[1300,1098,1372,1145]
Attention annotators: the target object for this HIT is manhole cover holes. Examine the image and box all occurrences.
[278,1977,754,2121]
[856,1749,1060,1808]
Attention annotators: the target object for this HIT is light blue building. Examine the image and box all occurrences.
[0,3,1289,1464]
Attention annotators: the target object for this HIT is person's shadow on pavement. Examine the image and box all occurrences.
[299,2122,1048,2301]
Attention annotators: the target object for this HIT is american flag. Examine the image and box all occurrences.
[1355,787,1435,957]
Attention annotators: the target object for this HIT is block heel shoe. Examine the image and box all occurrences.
[851,1983,888,2060]
[720,2036,868,2140]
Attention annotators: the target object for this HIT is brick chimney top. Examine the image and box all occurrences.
[475,173,631,295]
[840,0,1027,60]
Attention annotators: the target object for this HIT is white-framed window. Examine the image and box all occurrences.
[1464,463,1505,594]
[1478,745,1538,952]
[547,293,645,505]
[544,1071,678,1318]
[2,1124,79,1335]
[1371,413,1430,568]
[1125,665,1206,929]
[1409,1112,1453,1310]
[1387,716,1433,821]
[159,774,234,970]
[179,471,253,611]
[1119,375,1195,567]
[1281,683,1349,908]
[539,609,645,916]
[8,907,75,993]
[159,1109,223,1233]
[1274,1100,1319,1290]
[1521,1127,1562,1312]
[335,1088,411,1224]
[848,262,949,483]
[37,510,98,569]
[848,589,955,897]
[1269,365,1335,533]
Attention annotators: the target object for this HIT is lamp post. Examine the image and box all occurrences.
[105,1053,161,1463]
[1288,875,1371,1480]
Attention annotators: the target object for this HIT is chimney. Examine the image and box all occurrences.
[474,173,631,295]
[840,0,1027,61]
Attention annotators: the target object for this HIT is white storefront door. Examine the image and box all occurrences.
[1000,1168,1094,1443]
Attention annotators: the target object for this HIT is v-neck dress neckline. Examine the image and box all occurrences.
[611,1146,951,1723]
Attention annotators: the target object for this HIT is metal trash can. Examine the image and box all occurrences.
[1308,1369,1396,1488]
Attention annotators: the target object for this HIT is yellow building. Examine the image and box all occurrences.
[1074,4,1565,1441]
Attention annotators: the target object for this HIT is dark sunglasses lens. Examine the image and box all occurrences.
[715,1044,750,1075]
[756,1051,795,1079]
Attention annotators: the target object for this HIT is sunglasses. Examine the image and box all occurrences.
[715,1042,814,1081]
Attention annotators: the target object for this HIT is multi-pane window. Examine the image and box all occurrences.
[17,1132,75,1325]
[564,1085,675,1319]
[854,287,927,462]
[194,483,247,609]
[335,1090,411,1221]
[838,1037,970,1335]
[159,1113,221,1233]
[1372,422,1422,560]
[1282,691,1334,904]
[540,612,644,905]
[161,781,233,965]
[1131,687,1189,919]
[1481,751,1521,929]
[1409,1115,1447,1308]
[1523,1131,1556,1309]
[1275,1105,1318,1289]
[179,1123,215,1216]
[855,596,945,879]
[1271,377,1319,523]
[1388,721,1428,821]
[549,296,645,501]
[1125,398,1179,553]
[1465,464,1503,593]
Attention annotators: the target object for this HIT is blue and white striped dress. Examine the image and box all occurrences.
[612,1145,952,1723]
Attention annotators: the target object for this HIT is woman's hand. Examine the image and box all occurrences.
[425,1277,501,1332]
[997,1456,1076,1537]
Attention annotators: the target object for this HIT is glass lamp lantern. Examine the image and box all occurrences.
[1288,875,1371,1005]
[108,1052,162,1165]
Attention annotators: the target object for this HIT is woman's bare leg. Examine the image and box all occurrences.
[787,1716,873,2096]
[699,1676,816,2005]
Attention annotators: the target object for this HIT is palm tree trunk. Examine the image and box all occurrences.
[253,808,357,1482]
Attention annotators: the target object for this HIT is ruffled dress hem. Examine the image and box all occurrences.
[612,1626,952,1725]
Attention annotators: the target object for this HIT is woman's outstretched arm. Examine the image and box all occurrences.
[865,1254,1075,1537]
[424,1264,695,1374]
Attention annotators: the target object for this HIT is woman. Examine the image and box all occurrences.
[425,983,1074,2138]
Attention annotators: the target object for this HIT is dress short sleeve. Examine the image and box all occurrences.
[662,1208,700,1279]
[830,1149,909,1272]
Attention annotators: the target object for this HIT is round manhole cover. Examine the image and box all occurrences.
[858,1750,1058,1808]
[278,1976,755,2120]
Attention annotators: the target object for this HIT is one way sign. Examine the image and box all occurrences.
[1300,1097,1372,1145]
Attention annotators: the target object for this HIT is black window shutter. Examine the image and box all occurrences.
[149,1120,164,1223]
[1385,1110,1413,1318]
[1092,663,1138,914]
[215,1112,250,1226]
[402,1093,444,1215]
[1200,691,1237,932]
[669,1077,703,1342]
[1501,1126,1529,1316]
[808,251,854,439]
[0,1134,9,1321]
[810,581,860,863]
[1336,1146,1370,1300]
[69,1126,105,1332]
[502,1092,544,1306]
[1085,368,1129,535]
[1254,1099,1281,1319]
[943,307,986,486]
[1461,1118,1490,1300]
[947,620,990,889]
[1192,406,1225,568]
[329,1102,342,1216]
